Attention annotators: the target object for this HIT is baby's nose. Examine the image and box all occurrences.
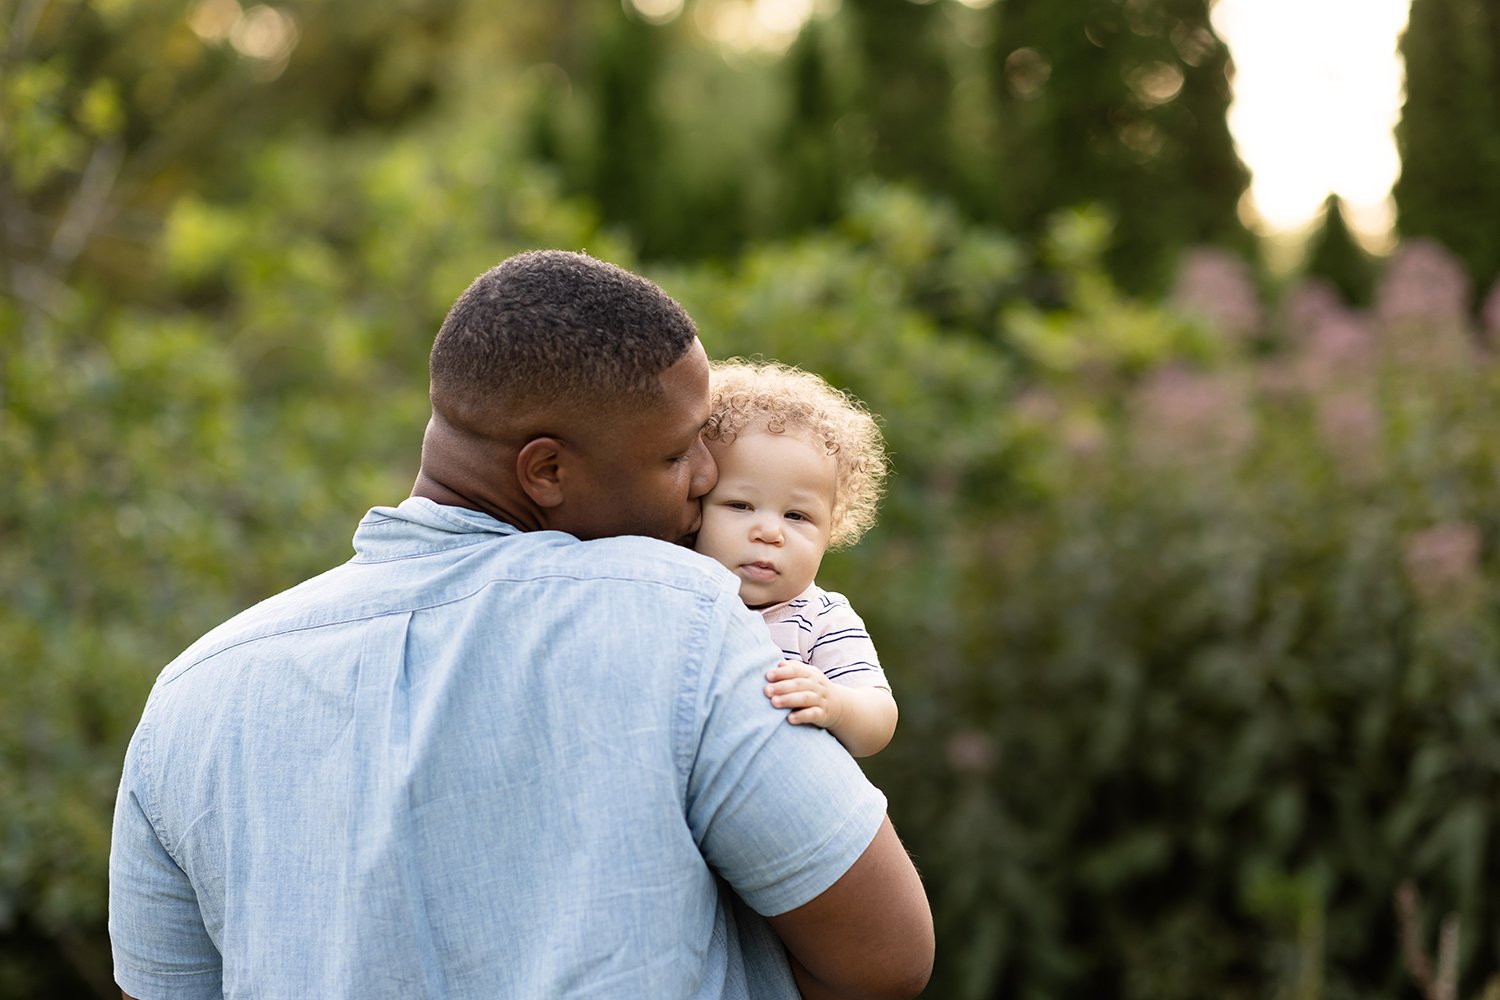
[751,517,782,542]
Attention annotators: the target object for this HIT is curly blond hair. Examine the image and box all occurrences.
[704,359,888,549]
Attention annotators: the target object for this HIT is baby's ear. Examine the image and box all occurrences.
[516,437,565,509]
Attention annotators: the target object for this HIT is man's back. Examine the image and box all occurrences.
[110,498,889,999]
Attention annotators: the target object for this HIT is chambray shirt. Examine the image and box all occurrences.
[109,498,887,999]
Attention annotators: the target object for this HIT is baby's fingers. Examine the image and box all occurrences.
[769,687,827,711]
[764,677,809,698]
[787,706,829,727]
[765,659,816,683]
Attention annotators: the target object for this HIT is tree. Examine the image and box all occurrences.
[987,0,1251,293]
[580,5,669,251]
[773,20,850,232]
[842,0,958,194]
[1305,194,1376,307]
[1395,0,1500,294]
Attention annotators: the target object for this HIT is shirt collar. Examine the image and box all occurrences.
[352,497,522,561]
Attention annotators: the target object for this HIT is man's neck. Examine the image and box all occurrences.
[409,471,545,532]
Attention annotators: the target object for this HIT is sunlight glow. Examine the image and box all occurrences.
[627,0,686,25]
[231,5,298,62]
[694,0,837,54]
[1212,0,1411,240]
[187,0,241,42]
[189,0,299,80]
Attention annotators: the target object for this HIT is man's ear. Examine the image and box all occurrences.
[516,436,567,509]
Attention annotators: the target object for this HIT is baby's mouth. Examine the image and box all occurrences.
[740,561,778,582]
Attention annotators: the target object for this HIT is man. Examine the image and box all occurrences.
[109,250,933,998]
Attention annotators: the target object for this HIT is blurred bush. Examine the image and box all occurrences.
[846,227,1500,999]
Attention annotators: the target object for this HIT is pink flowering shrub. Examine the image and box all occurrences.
[1402,521,1483,603]
[1129,366,1255,468]
[1377,239,1471,326]
[1315,389,1384,483]
[845,229,1500,1000]
[1294,307,1379,391]
[1375,239,1477,368]
[1170,246,1264,345]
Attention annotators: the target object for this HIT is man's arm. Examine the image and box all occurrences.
[111,732,223,1000]
[767,817,933,1000]
[690,587,930,996]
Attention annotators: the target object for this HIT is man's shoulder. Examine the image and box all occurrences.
[152,530,743,695]
[567,535,736,594]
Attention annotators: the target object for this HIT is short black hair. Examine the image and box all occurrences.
[429,250,698,431]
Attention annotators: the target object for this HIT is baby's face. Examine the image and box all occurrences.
[695,427,836,609]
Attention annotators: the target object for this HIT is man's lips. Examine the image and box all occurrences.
[739,561,778,582]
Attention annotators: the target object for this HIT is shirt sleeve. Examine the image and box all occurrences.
[805,594,890,691]
[109,720,224,999]
[681,588,888,917]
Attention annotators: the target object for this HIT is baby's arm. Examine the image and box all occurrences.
[764,661,898,758]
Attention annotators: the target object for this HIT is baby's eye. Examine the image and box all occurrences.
[725,501,752,511]
[785,511,809,522]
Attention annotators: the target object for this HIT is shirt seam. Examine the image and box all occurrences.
[671,582,733,807]
[164,569,725,687]
[752,784,887,916]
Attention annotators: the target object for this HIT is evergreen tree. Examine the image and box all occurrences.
[842,0,956,192]
[1304,195,1376,307]
[581,5,667,251]
[1153,0,1256,251]
[987,0,1250,293]
[1395,0,1500,293]
[775,21,849,232]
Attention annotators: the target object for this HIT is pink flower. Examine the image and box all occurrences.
[1130,366,1254,465]
[1275,279,1377,392]
[1012,388,1062,427]
[1402,522,1482,601]
[1281,279,1346,341]
[1376,239,1471,326]
[1254,359,1304,401]
[945,729,995,774]
[1296,311,1378,390]
[1315,390,1383,482]
[1171,247,1263,345]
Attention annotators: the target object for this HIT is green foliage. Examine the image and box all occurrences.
[986,0,1252,293]
[842,0,957,191]
[498,0,1257,288]
[1305,195,1376,308]
[1396,0,1500,293]
[855,277,1500,997]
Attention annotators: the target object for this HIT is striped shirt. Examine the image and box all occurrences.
[762,583,890,690]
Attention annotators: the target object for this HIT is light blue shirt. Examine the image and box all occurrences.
[109,498,887,999]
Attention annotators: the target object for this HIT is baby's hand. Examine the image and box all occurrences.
[765,660,842,730]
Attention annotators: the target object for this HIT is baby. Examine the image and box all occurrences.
[695,359,896,758]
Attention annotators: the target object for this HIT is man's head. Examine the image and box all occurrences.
[416,250,716,543]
